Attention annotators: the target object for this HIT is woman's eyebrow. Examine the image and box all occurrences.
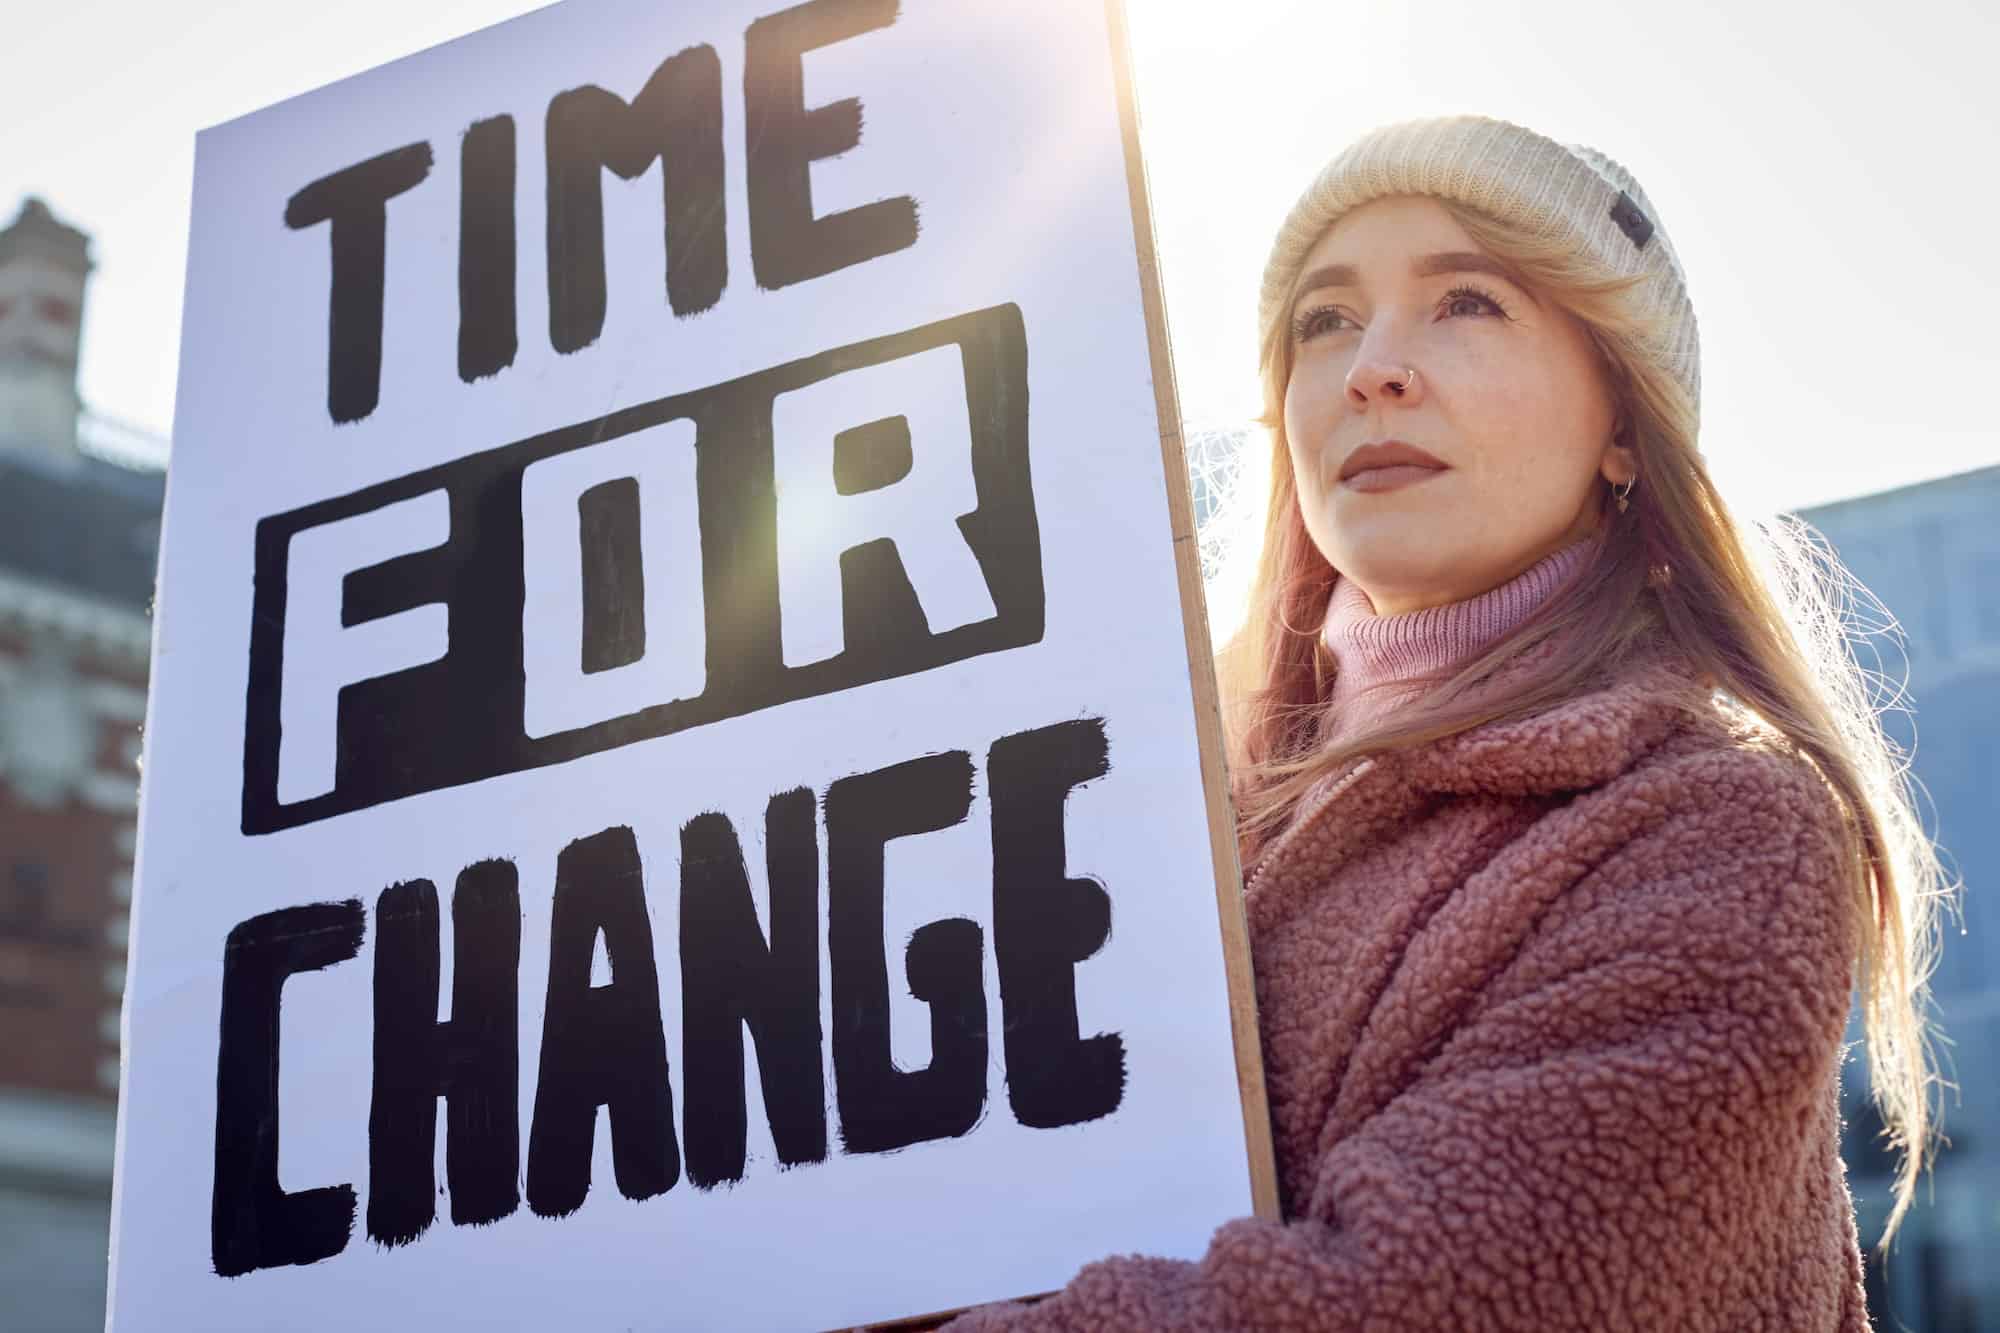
[1293,251,1516,300]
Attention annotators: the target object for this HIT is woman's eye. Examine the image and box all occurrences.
[1290,306,1353,343]
[1440,284,1512,320]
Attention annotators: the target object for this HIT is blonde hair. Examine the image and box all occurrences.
[1212,196,1954,1247]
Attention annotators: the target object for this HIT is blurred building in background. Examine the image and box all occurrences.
[0,196,165,1333]
[1804,468,2000,1333]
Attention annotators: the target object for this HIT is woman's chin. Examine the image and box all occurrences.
[1323,549,1464,609]
[1321,506,1455,564]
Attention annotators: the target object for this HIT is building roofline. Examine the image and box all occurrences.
[1795,462,2000,519]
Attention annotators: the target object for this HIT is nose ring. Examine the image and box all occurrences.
[1389,367,1417,395]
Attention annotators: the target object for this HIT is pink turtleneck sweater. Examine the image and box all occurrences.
[1317,538,1593,751]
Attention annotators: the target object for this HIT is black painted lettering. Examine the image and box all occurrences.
[744,0,918,291]
[989,718,1124,1128]
[284,143,434,424]
[526,826,679,1216]
[832,415,913,496]
[545,45,727,354]
[458,115,518,383]
[211,900,365,1277]
[679,789,826,1187]
[244,305,1037,835]
[577,477,647,674]
[826,751,986,1154]
[367,861,521,1247]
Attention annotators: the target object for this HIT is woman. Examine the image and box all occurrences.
[939,115,1949,1331]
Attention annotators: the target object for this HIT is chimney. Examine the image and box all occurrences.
[0,197,94,466]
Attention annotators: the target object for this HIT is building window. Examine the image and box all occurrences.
[1,860,50,938]
[1,861,89,950]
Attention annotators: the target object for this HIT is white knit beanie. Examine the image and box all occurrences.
[1258,114,1701,425]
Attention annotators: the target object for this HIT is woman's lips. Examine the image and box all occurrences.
[1341,463,1446,493]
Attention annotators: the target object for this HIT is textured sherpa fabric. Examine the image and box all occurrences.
[1256,114,1702,426]
[941,646,1871,1332]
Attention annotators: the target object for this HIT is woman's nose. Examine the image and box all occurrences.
[1345,356,1423,409]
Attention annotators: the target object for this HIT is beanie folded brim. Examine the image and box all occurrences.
[1258,115,1700,418]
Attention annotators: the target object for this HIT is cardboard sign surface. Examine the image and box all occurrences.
[109,1,1271,1327]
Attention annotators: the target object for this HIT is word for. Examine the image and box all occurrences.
[243,304,1039,834]
[211,718,1124,1277]
[284,0,917,422]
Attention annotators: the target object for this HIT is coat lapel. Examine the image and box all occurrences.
[1244,650,1705,911]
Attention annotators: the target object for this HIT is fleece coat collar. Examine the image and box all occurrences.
[1250,653,1701,896]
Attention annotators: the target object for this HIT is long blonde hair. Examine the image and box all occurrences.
[1213,196,1953,1246]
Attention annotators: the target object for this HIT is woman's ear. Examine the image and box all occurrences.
[1601,415,1638,487]
[1600,444,1638,487]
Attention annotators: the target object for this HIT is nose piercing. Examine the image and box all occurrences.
[1388,368,1417,394]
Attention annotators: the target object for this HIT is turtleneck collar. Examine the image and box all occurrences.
[1319,538,1594,740]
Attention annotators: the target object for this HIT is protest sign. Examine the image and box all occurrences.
[109,0,1273,1327]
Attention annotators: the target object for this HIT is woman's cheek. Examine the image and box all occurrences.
[1281,392,1318,493]
[1285,375,1340,463]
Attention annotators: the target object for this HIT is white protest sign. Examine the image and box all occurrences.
[109,0,1271,1327]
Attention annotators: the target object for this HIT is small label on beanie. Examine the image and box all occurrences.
[1610,191,1654,250]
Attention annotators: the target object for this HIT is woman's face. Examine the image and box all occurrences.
[1281,195,1634,615]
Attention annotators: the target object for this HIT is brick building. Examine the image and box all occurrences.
[0,196,165,1332]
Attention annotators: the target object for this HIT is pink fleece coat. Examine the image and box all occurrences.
[940,649,1871,1332]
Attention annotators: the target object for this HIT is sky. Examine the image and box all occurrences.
[3,0,1996,517]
